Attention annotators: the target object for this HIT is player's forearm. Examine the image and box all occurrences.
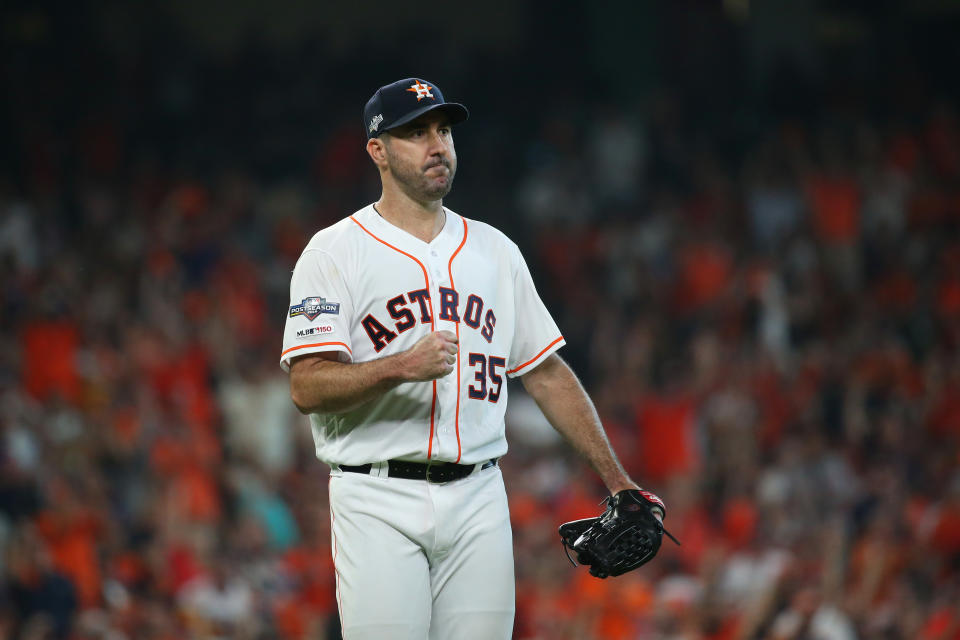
[288,331,458,415]
[521,354,636,494]
[289,355,407,414]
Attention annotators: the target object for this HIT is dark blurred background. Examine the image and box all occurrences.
[2,1,960,638]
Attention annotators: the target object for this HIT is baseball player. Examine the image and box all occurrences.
[281,78,660,639]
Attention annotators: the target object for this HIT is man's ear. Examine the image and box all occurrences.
[366,137,388,169]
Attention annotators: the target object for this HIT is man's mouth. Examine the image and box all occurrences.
[425,167,449,181]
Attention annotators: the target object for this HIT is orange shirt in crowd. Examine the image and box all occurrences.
[34,509,103,608]
[675,242,733,313]
[927,502,960,557]
[273,546,336,639]
[921,607,960,640]
[21,320,81,403]
[634,394,700,483]
[807,174,860,244]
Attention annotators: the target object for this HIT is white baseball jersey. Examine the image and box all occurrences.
[280,204,565,466]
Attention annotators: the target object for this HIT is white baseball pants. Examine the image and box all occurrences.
[328,464,515,640]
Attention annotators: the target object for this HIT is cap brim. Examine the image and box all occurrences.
[384,102,469,133]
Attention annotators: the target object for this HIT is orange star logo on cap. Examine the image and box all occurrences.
[406,80,435,101]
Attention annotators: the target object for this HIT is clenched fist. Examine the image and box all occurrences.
[400,330,458,381]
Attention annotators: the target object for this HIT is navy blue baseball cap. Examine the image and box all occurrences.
[363,78,469,139]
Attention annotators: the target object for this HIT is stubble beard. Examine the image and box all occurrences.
[385,148,456,203]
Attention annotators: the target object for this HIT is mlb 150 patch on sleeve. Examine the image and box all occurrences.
[289,297,340,321]
[296,325,335,339]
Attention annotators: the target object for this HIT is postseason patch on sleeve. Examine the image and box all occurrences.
[289,296,340,321]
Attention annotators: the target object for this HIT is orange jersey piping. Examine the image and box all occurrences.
[349,214,440,459]
[446,216,469,463]
[506,336,565,375]
[281,341,352,359]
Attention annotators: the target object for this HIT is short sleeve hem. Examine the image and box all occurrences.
[505,336,565,378]
[280,341,353,372]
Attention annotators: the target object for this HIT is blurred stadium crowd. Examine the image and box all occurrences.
[3,9,960,640]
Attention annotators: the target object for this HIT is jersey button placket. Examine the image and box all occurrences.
[432,253,449,387]
[428,248,454,447]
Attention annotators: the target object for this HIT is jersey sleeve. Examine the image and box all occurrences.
[505,246,565,378]
[280,249,354,372]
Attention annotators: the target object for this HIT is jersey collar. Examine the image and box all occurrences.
[357,204,462,257]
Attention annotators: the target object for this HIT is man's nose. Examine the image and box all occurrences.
[427,130,447,155]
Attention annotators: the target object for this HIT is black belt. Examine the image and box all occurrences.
[338,458,498,483]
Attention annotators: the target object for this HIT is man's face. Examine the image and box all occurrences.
[381,111,457,202]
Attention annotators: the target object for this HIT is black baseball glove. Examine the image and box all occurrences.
[558,488,679,579]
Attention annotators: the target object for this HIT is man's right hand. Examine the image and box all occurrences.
[401,330,458,381]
